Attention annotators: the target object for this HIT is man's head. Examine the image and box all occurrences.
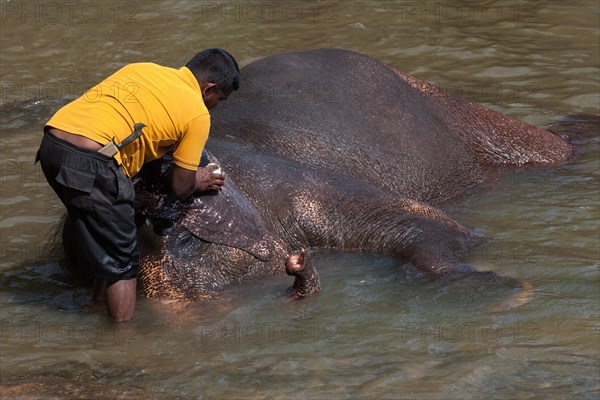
[186,49,240,110]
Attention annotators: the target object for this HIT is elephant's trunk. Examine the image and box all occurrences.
[285,249,320,298]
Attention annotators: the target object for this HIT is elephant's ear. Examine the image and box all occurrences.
[135,151,272,261]
[182,178,272,261]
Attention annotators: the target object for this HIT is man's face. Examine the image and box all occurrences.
[202,83,232,110]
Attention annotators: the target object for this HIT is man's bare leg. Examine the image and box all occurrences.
[105,279,137,322]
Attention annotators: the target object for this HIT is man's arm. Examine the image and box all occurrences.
[171,164,224,199]
[171,165,196,198]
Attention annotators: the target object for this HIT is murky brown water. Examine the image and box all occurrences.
[1,1,598,398]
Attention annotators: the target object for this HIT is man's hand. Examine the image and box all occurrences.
[195,164,225,192]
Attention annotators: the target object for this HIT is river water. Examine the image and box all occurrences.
[0,1,598,399]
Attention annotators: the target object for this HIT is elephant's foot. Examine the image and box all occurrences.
[433,266,534,312]
[488,277,533,312]
[285,249,320,298]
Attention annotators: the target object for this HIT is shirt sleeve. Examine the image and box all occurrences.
[172,113,211,171]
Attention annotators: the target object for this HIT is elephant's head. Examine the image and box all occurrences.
[134,152,288,300]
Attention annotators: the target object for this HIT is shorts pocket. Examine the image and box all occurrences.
[55,165,96,211]
[113,165,135,204]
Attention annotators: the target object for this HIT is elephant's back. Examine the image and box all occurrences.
[211,49,484,203]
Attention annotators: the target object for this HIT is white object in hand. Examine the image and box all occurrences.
[207,163,222,175]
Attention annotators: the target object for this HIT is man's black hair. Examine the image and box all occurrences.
[186,48,240,93]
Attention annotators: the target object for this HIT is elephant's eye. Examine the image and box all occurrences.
[176,230,195,247]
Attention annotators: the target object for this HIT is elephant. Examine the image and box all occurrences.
[63,49,574,303]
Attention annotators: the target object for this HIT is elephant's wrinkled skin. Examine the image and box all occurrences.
[74,49,574,300]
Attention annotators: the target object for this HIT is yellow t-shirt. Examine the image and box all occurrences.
[46,63,210,177]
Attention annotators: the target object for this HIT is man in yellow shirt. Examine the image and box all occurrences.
[36,49,240,321]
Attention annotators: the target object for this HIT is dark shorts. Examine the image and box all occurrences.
[37,132,139,281]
